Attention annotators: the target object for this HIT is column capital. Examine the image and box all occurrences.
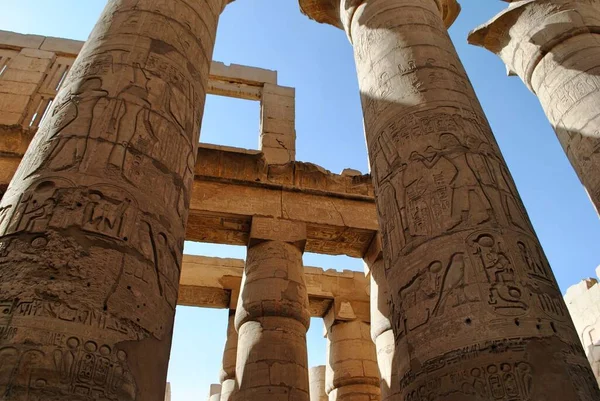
[323,299,370,334]
[299,0,460,34]
[469,0,600,90]
[249,217,307,251]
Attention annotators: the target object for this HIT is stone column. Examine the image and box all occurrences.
[0,0,226,399]
[324,311,380,401]
[219,311,238,401]
[364,236,395,401]
[208,384,222,401]
[299,0,599,399]
[469,0,600,216]
[309,366,328,401]
[233,217,310,401]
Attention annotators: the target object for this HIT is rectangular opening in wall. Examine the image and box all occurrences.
[199,94,260,151]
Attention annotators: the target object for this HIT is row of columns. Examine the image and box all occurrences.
[207,217,382,401]
[1,0,599,400]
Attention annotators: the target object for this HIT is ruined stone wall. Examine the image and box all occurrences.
[0,30,297,164]
[565,268,600,385]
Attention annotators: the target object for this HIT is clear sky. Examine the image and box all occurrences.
[2,1,600,400]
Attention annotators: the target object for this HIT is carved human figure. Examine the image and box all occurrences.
[411,133,493,229]
[42,78,109,172]
[107,64,154,173]
[298,0,599,398]
[0,0,228,400]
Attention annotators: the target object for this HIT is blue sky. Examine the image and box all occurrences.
[2,1,600,400]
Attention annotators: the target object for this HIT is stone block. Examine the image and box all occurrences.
[263,83,295,97]
[39,36,84,55]
[262,147,295,165]
[260,132,296,150]
[260,116,295,136]
[249,217,306,247]
[262,91,295,109]
[1,69,46,84]
[0,81,38,96]
[262,103,294,122]
[565,279,598,304]
[207,80,262,100]
[0,93,31,114]
[0,111,24,125]
[210,61,277,85]
[8,55,52,72]
[0,30,44,49]
[19,48,56,60]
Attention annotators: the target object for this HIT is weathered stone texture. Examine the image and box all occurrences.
[309,366,328,401]
[469,0,600,216]
[0,0,226,399]
[565,266,600,387]
[324,318,380,401]
[300,0,599,399]
[234,219,310,401]
[177,255,369,317]
[219,312,239,401]
[209,383,223,401]
[364,236,394,401]
[164,382,172,401]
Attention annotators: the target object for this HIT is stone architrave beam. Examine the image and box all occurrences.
[0,144,378,257]
[178,255,369,320]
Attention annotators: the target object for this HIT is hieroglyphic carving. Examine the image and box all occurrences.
[330,0,598,396]
[468,232,529,316]
[0,1,222,398]
[390,252,480,340]
[399,338,537,398]
[0,336,135,400]
[1,298,141,339]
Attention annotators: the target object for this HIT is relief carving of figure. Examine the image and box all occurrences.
[410,133,493,230]
[107,64,155,175]
[432,253,478,316]
[468,233,529,316]
[465,135,531,232]
[41,78,109,173]
[7,179,74,235]
[82,191,131,240]
[517,241,549,280]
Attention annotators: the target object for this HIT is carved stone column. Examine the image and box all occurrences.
[233,217,310,401]
[324,310,380,401]
[469,0,600,216]
[0,0,227,400]
[220,311,238,401]
[299,0,599,399]
[309,366,328,401]
[364,236,395,401]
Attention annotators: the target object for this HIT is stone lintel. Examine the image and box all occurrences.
[178,255,369,318]
[0,132,377,257]
[468,0,600,89]
[249,217,307,250]
[210,61,277,86]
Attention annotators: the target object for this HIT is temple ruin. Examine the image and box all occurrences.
[0,0,600,400]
